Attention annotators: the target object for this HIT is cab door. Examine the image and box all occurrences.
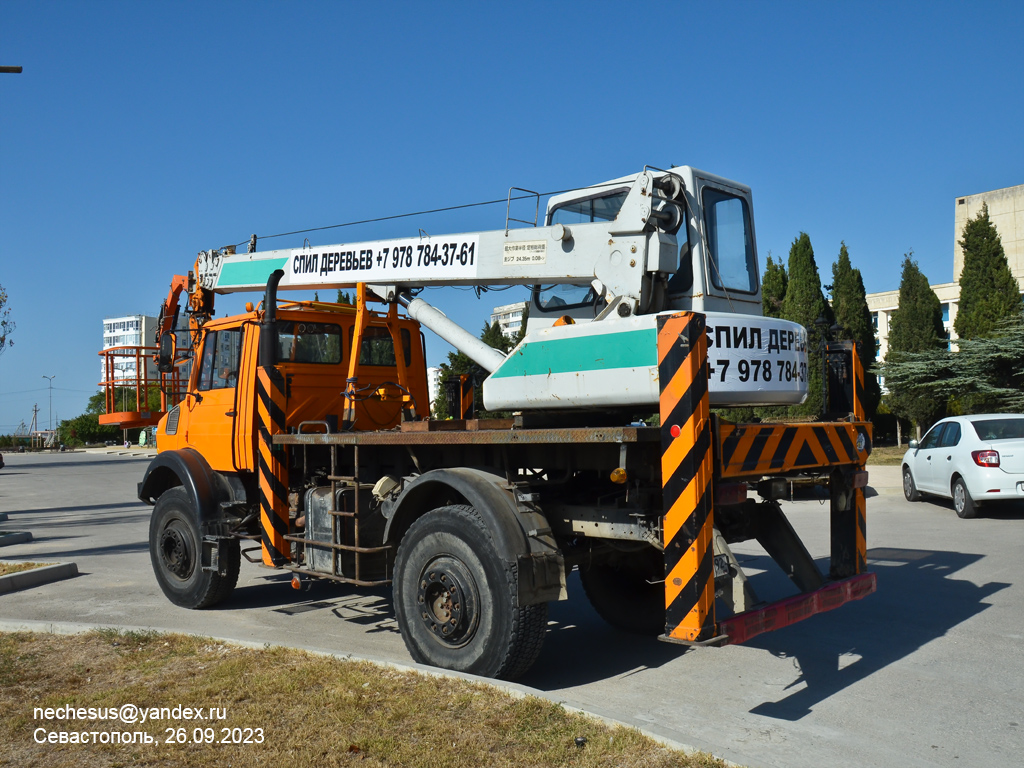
[232,325,259,472]
[185,327,243,472]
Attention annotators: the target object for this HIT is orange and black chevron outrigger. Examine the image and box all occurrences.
[658,312,716,643]
[257,365,290,566]
[658,311,876,647]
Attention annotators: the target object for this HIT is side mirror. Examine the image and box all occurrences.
[908,439,919,450]
[157,332,176,373]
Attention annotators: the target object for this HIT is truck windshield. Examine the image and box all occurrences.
[549,189,628,225]
[702,187,757,294]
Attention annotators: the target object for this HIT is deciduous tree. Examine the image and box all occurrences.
[434,321,510,419]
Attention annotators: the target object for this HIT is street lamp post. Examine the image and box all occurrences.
[42,375,55,431]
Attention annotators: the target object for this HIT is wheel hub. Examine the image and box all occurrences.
[417,563,473,646]
[160,525,193,579]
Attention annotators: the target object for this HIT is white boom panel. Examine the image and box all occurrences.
[191,168,810,407]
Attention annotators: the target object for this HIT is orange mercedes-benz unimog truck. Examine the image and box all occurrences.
[138,276,429,610]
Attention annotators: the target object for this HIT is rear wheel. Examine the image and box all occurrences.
[393,504,547,680]
[952,477,978,519]
[903,466,921,502]
[149,487,240,608]
[579,546,664,635]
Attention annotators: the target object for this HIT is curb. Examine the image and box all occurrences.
[0,618,738,766]
[0,531,33,547]
[0,562,78,593]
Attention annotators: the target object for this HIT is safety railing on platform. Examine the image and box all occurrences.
[98,345,188,428]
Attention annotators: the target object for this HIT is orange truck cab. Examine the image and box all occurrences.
[138,288,429,605]
[156,300,428,469]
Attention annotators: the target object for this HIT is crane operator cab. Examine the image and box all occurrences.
[530,166,762,330]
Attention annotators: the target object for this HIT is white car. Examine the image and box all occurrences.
[902,414,1024,518]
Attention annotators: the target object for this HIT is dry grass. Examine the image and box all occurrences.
[0,630,729,768]
[0,561,51,577]
[866,445,909,466]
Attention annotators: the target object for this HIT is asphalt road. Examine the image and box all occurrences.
[1,450,1022,767]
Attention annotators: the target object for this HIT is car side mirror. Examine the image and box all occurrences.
[908,439,919,450]
[157,332,176,373]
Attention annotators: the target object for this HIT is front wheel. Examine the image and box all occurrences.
[393,504,547,680]
[903,467,921,502]
[149,487,240,608]
[952,477,978,519]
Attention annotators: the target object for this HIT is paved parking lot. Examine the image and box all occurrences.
[1,451,1022,767]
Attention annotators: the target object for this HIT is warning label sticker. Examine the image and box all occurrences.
[503,240,547,265]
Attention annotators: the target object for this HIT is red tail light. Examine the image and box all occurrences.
[972,450,1000,467]
[715,483,748,506]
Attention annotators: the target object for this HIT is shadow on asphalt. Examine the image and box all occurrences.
[521,571,683,689]
[913,497,1024,520]
[225,575,401,636]
[1,459,151,470]
[23,540,149,559]
[740,546,1008,721]
[3,502,149,516]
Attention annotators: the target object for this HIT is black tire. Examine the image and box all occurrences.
[393,504,547,680]
[579,546,665,635]
[903,466,921,502]
[149,487,240,608]
[952,476,978,519]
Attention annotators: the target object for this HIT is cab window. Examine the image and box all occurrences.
[533,284,596,311]
[197,328,242,391]
[667,211,694,294]
[350,326,412,367]
[277,321,342,364]
[549,190,629,225]
[702,187,757,293]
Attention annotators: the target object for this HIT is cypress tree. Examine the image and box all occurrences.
[887,253,944,354]
[884,253,946,434]
[780,233,832,417]
[761,254,787,318]
[954,202,1022,339]
[830,242,881,418]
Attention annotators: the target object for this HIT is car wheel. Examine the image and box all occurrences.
[149,487,240,608]
[902,466,920,502]
[952,477,978,519]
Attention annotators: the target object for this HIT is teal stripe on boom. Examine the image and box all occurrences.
[490,328,657,378]
[218,257,290,287]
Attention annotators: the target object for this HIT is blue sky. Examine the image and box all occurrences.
[1,1,1022,432]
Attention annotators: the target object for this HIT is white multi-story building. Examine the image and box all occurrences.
[101,315,158,382]
[867,183,1024,362]
[490,301,527,339]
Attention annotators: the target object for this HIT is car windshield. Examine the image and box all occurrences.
[970,417,1024,441]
